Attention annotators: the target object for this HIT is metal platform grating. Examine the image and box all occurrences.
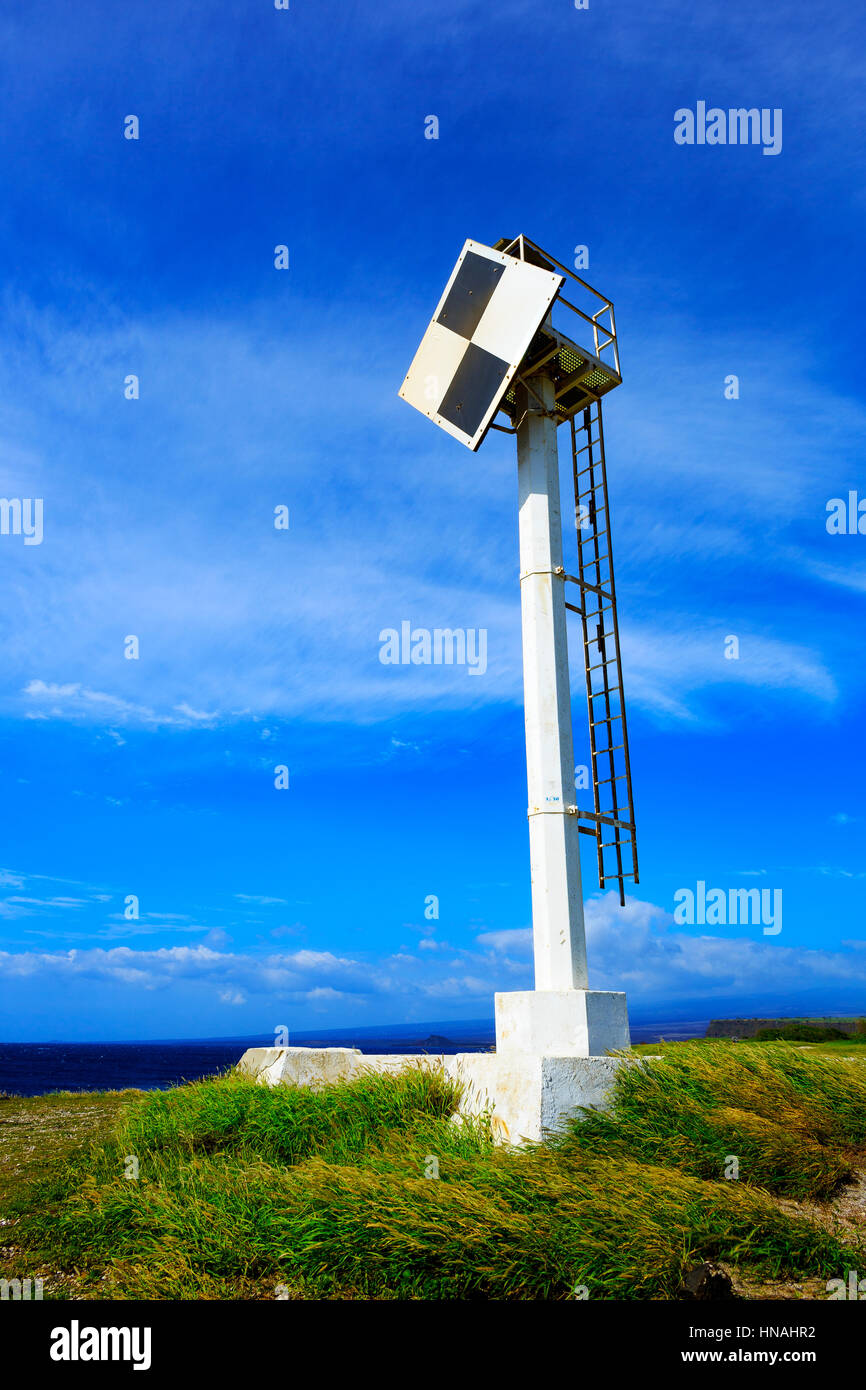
[493,234,621,426]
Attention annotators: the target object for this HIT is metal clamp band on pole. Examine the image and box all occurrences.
[519,565,565,582]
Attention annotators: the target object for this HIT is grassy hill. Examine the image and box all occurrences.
[707,1017,866,1039]
[2,1041,866,1300]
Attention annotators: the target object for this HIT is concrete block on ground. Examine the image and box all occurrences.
[236,1046,367,1089]
[495,988,630,1057]
[236,1044,643,1145]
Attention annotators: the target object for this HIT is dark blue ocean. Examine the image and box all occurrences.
[0,1018,708,1097]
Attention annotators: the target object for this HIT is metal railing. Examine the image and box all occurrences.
[495,234,620,378]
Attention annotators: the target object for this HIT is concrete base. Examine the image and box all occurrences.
[495,989,630,1057]
[237,1043,639,1145]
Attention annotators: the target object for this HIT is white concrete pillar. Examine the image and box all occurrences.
[516,374,588,991]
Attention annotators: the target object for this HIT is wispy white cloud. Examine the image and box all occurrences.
[475,928,532,953]
[23,681,222,729]
[805,560,866,595]
[0,296,858,741]
[219,989,247,1006]
[235,894,289,906]
[621,623,837,719]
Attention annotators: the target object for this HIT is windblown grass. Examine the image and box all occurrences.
[9,1045,866,1300]
[115,1064,466,1167]
[564,1042,866,1198]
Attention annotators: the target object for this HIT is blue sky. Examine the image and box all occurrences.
[0,0,864,1041]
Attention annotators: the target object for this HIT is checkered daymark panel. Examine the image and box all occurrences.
[438,342,510,437]
[399,238,564,449]
[436,252,505,340]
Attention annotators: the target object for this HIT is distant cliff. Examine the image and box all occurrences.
[707,1017,866,1039]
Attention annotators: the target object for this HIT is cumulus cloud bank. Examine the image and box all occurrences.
[2,894,864,1018]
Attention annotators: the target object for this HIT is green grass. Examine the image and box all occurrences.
[633,1038,866,1056]
[0,1090,129,1203]
[4,1045,865,1301]
[567,1041,866,1198]
[0,1088,131,1299]
[115,1063,468,1166]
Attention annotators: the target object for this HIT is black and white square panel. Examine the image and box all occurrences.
[398,239,564,451]
[436,252,505,339]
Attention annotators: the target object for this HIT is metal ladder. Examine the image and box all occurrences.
[563,400,638,905]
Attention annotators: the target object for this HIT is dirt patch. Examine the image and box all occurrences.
[0,1092,130,1299]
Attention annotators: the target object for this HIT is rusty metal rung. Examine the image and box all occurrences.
[575,449,604,472]
[586,624,615,641]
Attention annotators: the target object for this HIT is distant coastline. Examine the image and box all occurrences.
[1,1016,711,1097]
